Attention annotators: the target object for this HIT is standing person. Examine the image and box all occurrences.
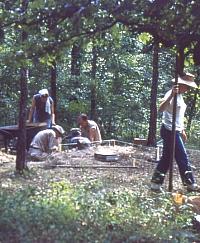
[28,125,65,161]
[78,113,102,143]
[151,73,200,193]
[28,89,55,128]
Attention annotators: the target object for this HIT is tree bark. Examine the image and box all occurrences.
[15,0,29,172]
[16,67,28,171]
[50,60,57,120]
[71,42,81,76]
[186,69,200,131]
[186,92,197,132]
[90,45,98,121]
[147,41,159,146]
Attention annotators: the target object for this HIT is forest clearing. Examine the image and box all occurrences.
[1,143,200,242]
[1,1,200,242]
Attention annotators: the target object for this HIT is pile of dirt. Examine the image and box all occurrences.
[36,145,157,168]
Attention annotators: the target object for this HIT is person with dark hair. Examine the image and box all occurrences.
[78,113,102,143]
[67,128,91,149]
[28,89,55,128]
[151,73,200,193]
[28,125,65,161]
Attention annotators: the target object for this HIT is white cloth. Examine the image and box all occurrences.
[45,97,51,114]
[39,89,49,96]
[162,90,187,132]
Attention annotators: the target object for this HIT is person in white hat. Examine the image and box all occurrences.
[151,73,200,192]
[28,125,65,161]
[28,88,55,128]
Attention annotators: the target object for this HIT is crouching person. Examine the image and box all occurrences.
[68,128,91,149]
[28,125,65,161]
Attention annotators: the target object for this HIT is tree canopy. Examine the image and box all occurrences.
[1,0,200,171]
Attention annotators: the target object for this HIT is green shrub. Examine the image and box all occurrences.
[0,180,199,242]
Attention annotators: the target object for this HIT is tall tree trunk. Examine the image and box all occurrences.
[186,91,198,132]
[177,45,185,75]
[186,68,200,132]
[90,45,98,121]
[147,41,159,146]
[50,60,57,120]
[70,41,82,92]
[15,1,29,172]
[16,67,28,171]
[71,42,81,76]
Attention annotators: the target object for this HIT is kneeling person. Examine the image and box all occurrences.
[77,113,102,143]
[28,125,65,161]
[68,128,91,149]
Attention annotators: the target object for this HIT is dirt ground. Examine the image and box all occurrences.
[1,143,200,194]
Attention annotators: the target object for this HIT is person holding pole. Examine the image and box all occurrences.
[150,73,200,193]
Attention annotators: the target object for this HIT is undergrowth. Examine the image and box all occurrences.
[0,179,199,242]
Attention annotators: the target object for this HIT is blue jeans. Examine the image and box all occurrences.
[152,125,195,185]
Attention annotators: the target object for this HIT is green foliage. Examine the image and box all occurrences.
[0,179,199,242]
[137,32,153,45]
[0,182,77,242]
[68,100,87,114]
[186,119,200,149]
[1,0,200,148]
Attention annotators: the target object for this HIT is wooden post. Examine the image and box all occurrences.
[168,54,179,191]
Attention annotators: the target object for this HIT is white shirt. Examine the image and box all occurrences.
[30,129,59,152]
[162,90,187,131]
[81,120,102,142]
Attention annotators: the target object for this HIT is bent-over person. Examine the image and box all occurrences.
[68,128,91,149]
[28,125,65,161]
[28,88,55,128]
[77,113,102,143]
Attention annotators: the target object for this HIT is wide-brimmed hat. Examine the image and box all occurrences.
[172,73,197,88]
[39,88,49,96]
[52,125,65,135]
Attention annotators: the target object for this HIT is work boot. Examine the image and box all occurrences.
[182,171,195,186]
[151,169,165,184]
[150,170,165,193]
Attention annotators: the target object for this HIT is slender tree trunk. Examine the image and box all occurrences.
[16,67,28,171]
[177,45,185,75]
[50,60,57,119]
[147,41,159,146]
[15,1,29,172]
[90,45,98,120]
[70,41,82,93]
[186,92,197,132]
[186,69,200,131]
[71,42,81,76]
